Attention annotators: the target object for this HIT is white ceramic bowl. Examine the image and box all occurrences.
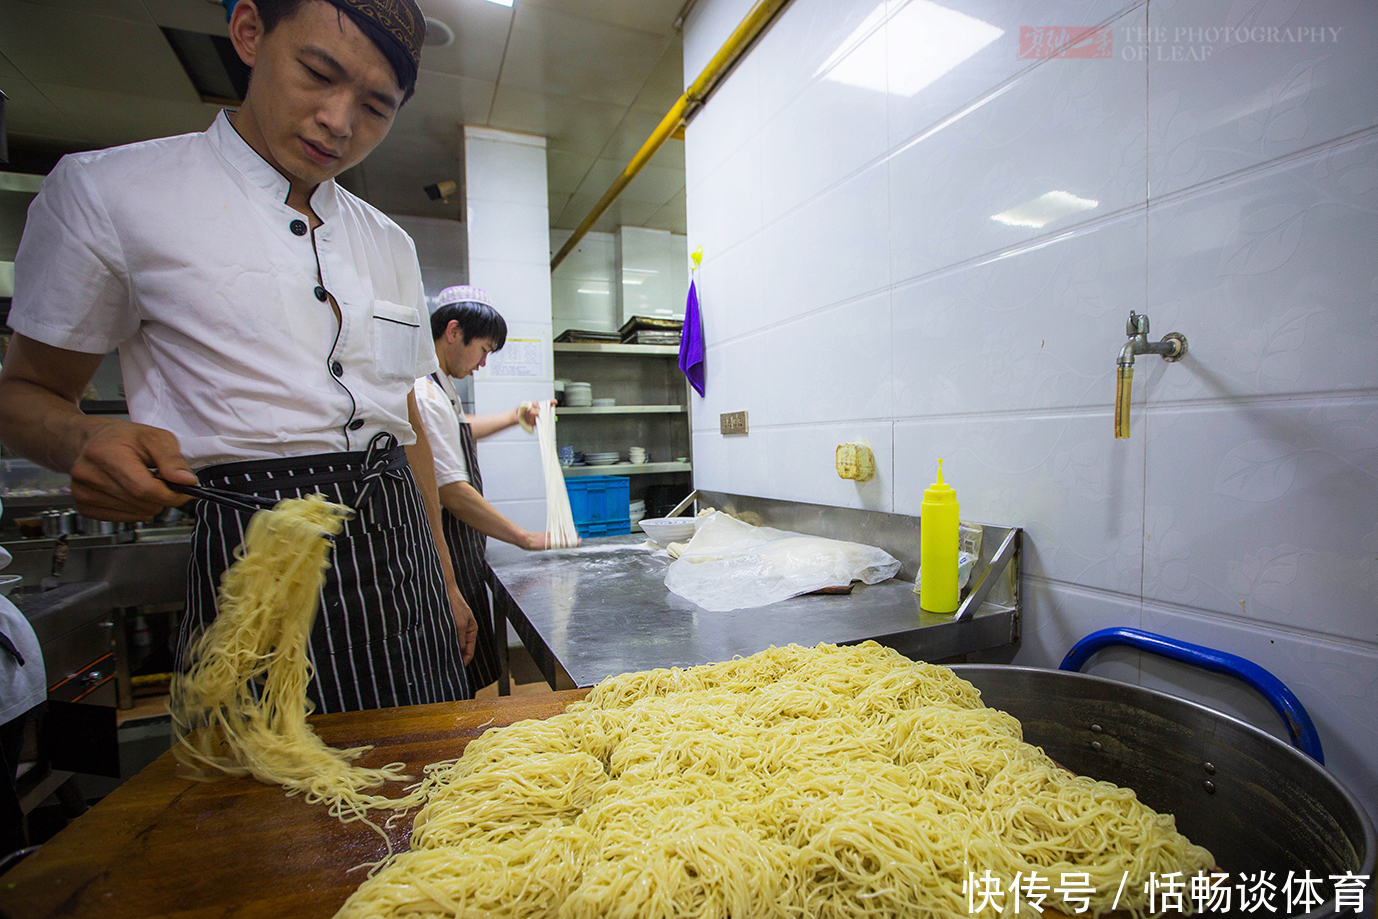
[0,575,22,598]
[638,517,697,547]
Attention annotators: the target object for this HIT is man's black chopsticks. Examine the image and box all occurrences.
[161,480,278,515]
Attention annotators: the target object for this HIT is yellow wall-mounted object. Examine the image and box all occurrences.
[835,443,875,482]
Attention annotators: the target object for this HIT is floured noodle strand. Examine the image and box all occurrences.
[537,401,579,548]
[171,494,427,828]
[337,642,1214,919]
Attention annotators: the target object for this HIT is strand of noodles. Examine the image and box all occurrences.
[170,494,428,831]
[536,401,579,548]
[336,642,1215,919]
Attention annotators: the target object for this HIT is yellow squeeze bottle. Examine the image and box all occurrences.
[919,459,959,613]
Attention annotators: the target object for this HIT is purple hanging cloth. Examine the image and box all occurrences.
[678,278,706,396]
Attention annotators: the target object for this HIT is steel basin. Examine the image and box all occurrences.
[951,665,1375,919]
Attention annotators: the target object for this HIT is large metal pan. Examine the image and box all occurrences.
[951,630,1374,919]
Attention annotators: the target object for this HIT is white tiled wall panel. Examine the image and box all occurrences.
[894,413,1146,595]
[890,213,1147,418]
[464,128,554,510]
[1148,132,1378,402]
[685,0,1378,820]
[888,9,1148,284]
[1143,398,1378,645]
[1147,0,1378,199]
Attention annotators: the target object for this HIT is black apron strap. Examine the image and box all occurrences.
[441,417,500,690]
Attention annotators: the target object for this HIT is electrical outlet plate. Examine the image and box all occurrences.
[720,410,749,435]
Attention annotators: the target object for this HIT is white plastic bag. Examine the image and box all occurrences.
[664,512,901,612]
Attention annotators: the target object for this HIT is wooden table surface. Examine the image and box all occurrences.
[0,691,588,919]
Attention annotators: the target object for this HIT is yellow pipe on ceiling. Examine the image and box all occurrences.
[549,0,793,271]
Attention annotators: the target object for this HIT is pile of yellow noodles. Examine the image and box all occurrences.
[337,642,1213,919]
[171,494,426,826]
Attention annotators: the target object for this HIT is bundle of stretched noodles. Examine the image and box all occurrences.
[337,641,1213,919]
[171,494,425,825]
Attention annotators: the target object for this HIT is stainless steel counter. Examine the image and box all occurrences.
[489,494,1021,689]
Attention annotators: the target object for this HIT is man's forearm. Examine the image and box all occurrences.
[438,481,528,546]
[0,340,107,472]
[468,409,519,440]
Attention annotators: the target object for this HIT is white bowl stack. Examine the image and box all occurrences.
[628,446,647,465]
[628,499,646,525]
[565,382,593,407]
[584,451,620,466]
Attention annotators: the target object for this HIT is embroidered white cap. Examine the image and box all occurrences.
[436,285,492,308]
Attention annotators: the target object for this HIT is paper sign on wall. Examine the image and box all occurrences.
[483,338,544,379]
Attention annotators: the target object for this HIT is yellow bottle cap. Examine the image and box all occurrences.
[925,459,956,504]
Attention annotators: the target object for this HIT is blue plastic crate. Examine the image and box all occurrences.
[575,518,632,539]
[565,475,631,527]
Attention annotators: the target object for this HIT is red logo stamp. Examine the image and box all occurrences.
[1018,25,1113,59]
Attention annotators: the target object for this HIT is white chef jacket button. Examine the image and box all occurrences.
[331,361,343,377]
[290,219,308,236]
[314,285,328,301]
[348,418,365,431]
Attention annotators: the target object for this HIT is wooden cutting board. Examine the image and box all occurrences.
[0,691,589,919]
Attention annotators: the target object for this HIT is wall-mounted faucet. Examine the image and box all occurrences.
[1115,311,1187,439]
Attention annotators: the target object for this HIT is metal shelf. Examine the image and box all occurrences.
[557,405,686,415]
[563,462,691,477]
[552,343,678,356]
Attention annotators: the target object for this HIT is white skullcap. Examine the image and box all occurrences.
[436,285,493,308]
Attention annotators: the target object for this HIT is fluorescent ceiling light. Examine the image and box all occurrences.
[480,0,513,6]
[991,191,1099,229]
[819,0,1003,98]
[621,278,644,286]
[576,288,609,295]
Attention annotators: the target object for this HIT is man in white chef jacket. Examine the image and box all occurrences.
[0,0,477,711]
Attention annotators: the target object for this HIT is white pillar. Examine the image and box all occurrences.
[462,125,554,532]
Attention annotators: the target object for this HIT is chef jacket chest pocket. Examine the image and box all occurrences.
[371,300,422,382]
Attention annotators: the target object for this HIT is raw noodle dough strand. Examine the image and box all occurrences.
[535,402,579,548]
[171,494,429,830]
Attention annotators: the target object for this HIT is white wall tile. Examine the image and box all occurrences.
[684,53,762,193]
[1137,603,1378,825]
[888,17,1147,283]
[696,232,767,343]
[682,0,758,84]
[692,426,770,497]
[758,164,890,325]
[474,437,547,503]
[467,204,552,265]
[691,334,768,431]
[892,213,1146,418]
[472,377,555,420]
[759,71,889,222]
[886,0,1143,149]
[1147,0,1378,199]
[466,266,553,326]
[1143,398,1378,646]
[463,136,549,206]
[751,0,889,119]
[1003,577,1145,679]
[894,413,1147,595]
[766,421,894,512]
[1148,133,1378,403]
[764,290,893,425]
[686,135,765,260]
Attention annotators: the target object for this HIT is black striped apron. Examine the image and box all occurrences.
[437,387,502,691]
[176,439,470,713]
